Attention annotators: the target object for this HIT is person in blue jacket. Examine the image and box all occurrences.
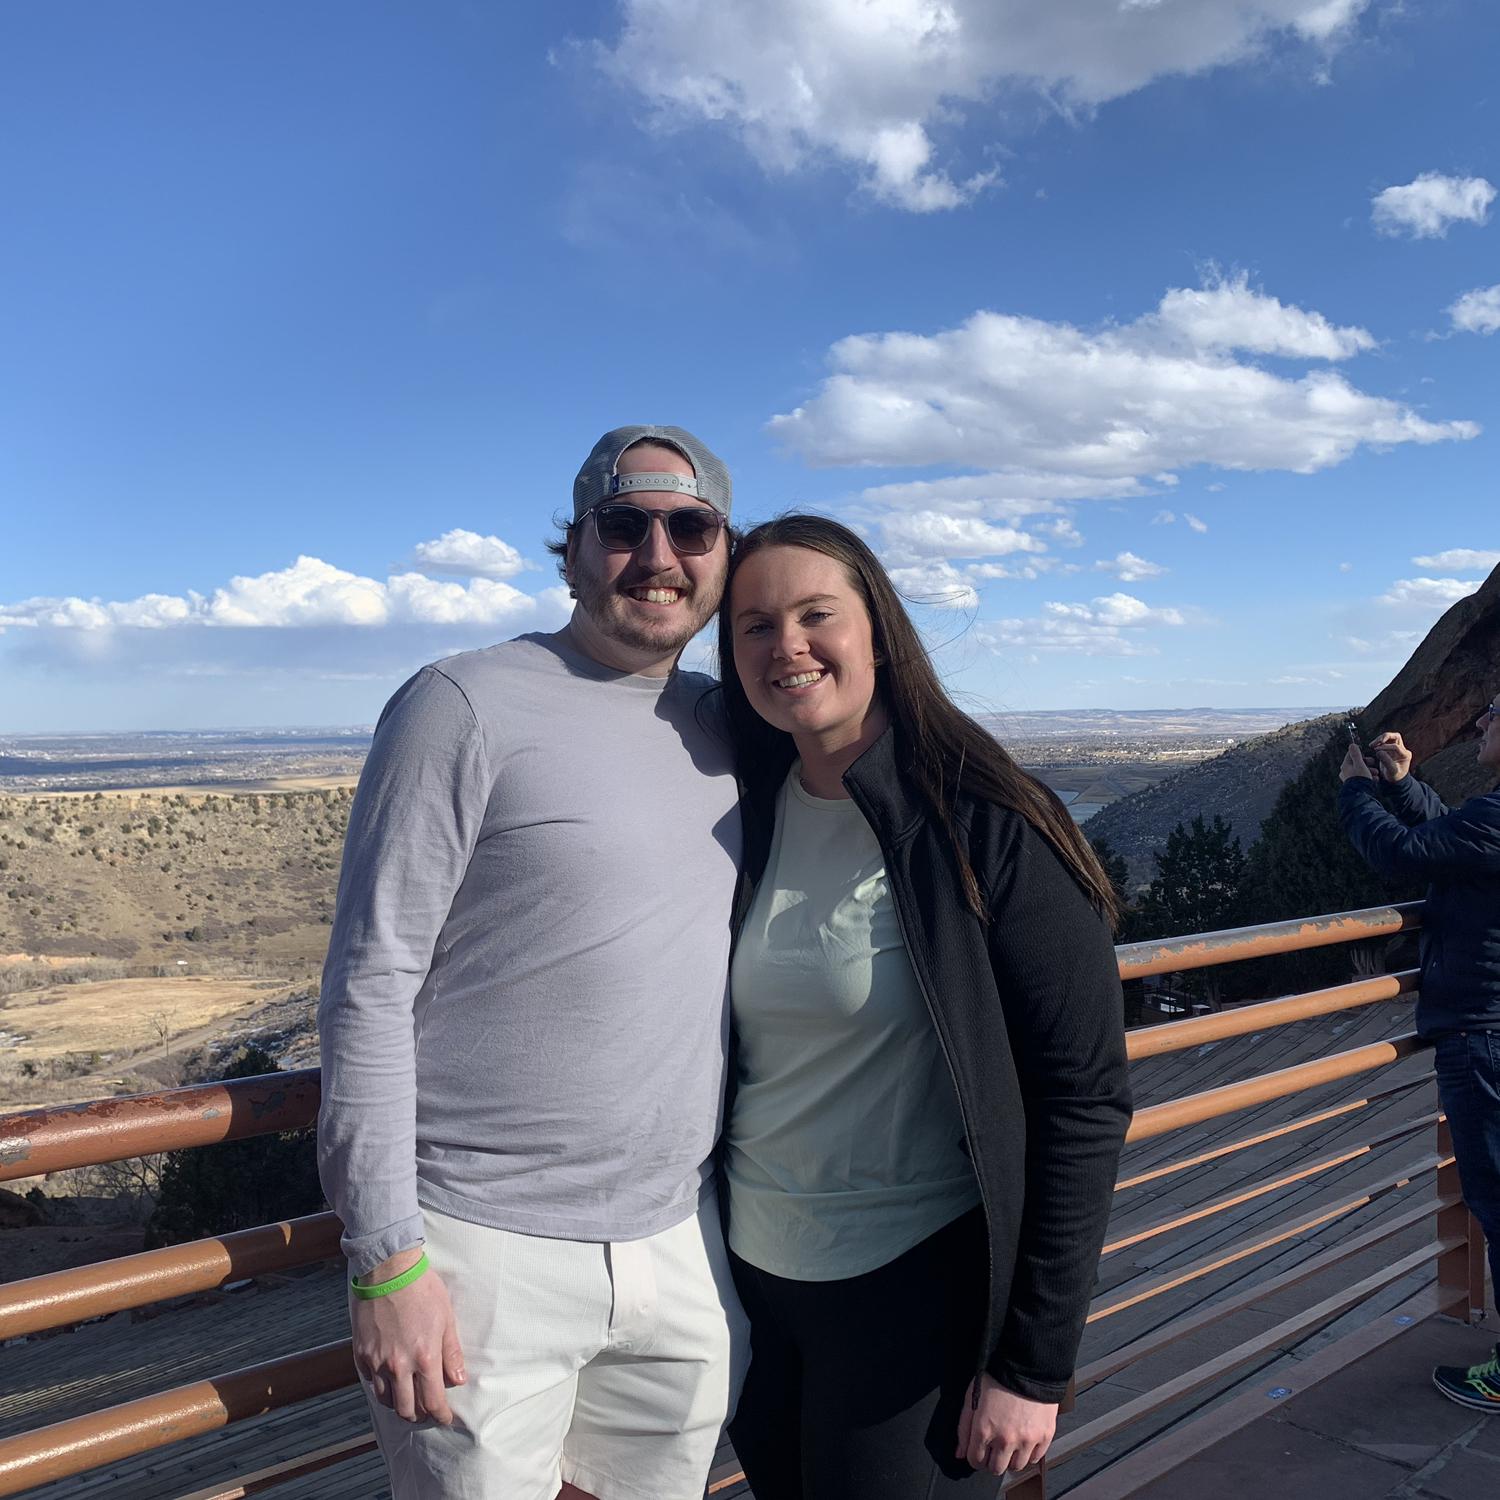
[1338,697,1500,1413]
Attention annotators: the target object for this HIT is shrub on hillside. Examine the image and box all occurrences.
[143,1045,324,1248]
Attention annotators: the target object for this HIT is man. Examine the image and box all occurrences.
[318,426,749,1499]
[1338,696,1500,1412]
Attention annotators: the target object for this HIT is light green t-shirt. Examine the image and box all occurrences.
[725,767,980,1280]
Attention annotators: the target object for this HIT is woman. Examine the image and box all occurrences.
[717,516,1131,1497]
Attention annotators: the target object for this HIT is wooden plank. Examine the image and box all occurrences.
[1075,1192,1458,1393]
[1057,1284,1447,1498]
[1050,1244,1449,1471]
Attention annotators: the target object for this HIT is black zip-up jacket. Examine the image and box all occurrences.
[1338,775,1500,1037]
[740,727,1132,1403]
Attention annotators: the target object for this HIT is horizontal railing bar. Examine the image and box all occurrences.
[0,1071,321,1184]
[0,1340,356,1497]
[1126,1033,1426,1143]
[1060,1286,1448,1500]
[168,1435,378,1500]
[1125,970,1418,1061]
[1115,1076,1428,1192]
[1116,902,1423,980]
[1054,1251,1448,1474]
[1101,1111,1439,1258]
[1076,1193,1459,1394]
[1087,1150,1448,1323]
[0,1213,342,1341]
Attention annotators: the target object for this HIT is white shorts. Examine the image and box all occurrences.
[362,1192,750,1500]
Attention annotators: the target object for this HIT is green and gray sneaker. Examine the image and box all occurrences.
[1432,1343,1500,1412]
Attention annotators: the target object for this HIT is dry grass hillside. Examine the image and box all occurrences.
[0,787,350,1109]
[0,785,350,970]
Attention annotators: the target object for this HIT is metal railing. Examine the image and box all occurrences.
[0,898,1487,1499]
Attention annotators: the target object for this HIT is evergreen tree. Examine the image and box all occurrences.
[1239,721,1423,992]
[1137,814,1245,937]
[144,1046,324,1248]
[1089,834,1132,915]
[1091,834,1146,1025]
[1134,814,1247,1009]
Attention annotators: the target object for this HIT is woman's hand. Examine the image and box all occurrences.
[1339,741,1376,783]
[956,1373,1058,1476]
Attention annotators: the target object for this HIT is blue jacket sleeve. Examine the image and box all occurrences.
[1338,779,1500,882]
[1382,774,1447,826]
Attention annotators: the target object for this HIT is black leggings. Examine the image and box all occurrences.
[727,1208,998,1499]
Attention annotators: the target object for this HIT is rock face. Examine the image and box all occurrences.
[1359,562,1500,806]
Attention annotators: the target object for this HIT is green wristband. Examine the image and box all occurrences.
[351,1250,430,1299]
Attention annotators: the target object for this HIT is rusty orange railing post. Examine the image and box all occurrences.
[1435,1117,1488,1324]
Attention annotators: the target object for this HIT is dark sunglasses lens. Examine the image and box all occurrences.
[666,511,721,554]
[594,506,650,550]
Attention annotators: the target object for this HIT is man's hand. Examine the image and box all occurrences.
[1369,731,1413,783]
[351,1247,466,1425]
[956,1373,1057,1476]
[1339,742,1376,783]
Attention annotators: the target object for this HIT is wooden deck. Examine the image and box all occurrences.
[0,995,1486,1497]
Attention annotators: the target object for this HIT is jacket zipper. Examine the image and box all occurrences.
[851,793,997,1398]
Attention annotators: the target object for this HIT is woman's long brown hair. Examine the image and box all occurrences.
[716,514,1120,928]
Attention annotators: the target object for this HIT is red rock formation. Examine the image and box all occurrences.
[1358,561,1500,803]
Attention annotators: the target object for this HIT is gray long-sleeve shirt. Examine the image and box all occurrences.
[316,632,742,1274]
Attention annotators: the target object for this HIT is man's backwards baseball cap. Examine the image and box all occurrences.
[573,425,732,521]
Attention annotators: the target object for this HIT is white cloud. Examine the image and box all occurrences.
[1449,284,1500,336]
[1155,276,1374,359]
[980,590,1187,657]
[1095,551,1168,581]
[967,560,1059,581]
[877,511,1045,562]
[1151,509,1176,525]
[1411,548,1500,573]
[0,554,557,635]
[769,281,1473,481]
[208,558,392,628]
[1339,561,1353,572]
[1184,512,1209,533]
[1034,517,1085,548]
[410,529,531,580]
[1371,173,1497,238]
[885,561,980,609]
[599,1,1369,212]
[1342,629,1424,656]
[1378,576,1483,609]
[857,472,1146,511]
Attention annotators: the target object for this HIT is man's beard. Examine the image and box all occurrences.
[570,553,724,655]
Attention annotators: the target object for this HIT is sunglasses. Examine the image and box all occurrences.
[582,503,727,556]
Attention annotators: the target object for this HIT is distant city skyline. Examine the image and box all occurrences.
[3,3,1496,732]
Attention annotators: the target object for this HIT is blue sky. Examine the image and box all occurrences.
[2,0,1495,733]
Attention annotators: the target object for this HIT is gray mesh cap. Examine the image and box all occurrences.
[572,425,732,520]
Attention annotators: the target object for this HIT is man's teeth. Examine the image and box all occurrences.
[777,670,824,689]
[630,588,681,603]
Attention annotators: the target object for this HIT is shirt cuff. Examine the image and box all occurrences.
[340,1213,427,1278]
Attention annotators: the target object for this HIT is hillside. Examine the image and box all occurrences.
[1082,713,1344,886]
[0,786,349,973]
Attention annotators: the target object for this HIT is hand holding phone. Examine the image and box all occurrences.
[1369,731,1412,782]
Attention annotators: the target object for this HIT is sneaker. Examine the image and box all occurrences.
[1433,1343,1500,1412]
